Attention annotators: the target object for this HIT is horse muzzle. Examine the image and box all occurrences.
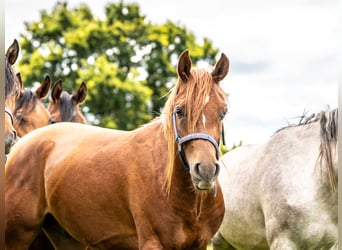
[5,133,17,154]
[191,162,219,190]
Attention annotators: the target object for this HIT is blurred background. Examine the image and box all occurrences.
[5,0,338,148]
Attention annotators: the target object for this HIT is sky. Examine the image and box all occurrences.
[5,0,338,147]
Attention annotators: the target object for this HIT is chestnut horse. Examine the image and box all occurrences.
[13,73,51,137]
[48,79,87,123]
[5,39,21,154]
[5,50,229,249]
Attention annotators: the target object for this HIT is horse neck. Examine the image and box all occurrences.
[295,122,337,220]
[316,138,338,197]
[314,113,338,195]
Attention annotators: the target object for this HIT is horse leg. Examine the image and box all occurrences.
[212,232,236,250]
[5,173,49,249]
[330,241,338,250]
[5,203,46,250]
[29,230,54,250]
[42,214,85,250]
[269,235,297,250]
[5,140,55,249]
[140,240,163,250]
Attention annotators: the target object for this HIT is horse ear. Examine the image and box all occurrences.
[211,53,229,83]
[177,50,192,82]
[36,75,51,99]
[6,39,19,65]
[73,81,87,104]
[51,79,63,102]
[16,72,23,89]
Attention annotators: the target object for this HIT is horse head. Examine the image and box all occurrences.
[5,39,20,153]
[14,74,51,137]
[164,50,229,192]
[48,80,87,123]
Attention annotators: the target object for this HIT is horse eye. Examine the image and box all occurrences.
[220,110,227,120]
[15,114,22,120]
[15,114,25,124]
[175,107,184,117]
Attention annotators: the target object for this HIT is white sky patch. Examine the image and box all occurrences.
[5,0,338,147]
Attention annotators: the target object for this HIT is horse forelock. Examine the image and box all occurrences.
[14,89,38,115]
[318,108,338,193]
[60,92,77,121]
[162,68,224,193]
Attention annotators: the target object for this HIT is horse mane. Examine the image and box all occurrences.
[5,58,19,99]
[317,108,337,192]
[275,109,320,134]
[161,68,225,193]
[275,108,338,192]
[59,92,77,121]
[14,89,38,115]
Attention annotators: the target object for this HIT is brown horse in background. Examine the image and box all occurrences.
[5,39,21,154]
[5,50,229,249]
[32,79,87,250]
[13,73,51,137]
[48,80,87,123]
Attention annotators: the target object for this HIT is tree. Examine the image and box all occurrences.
[18,1,219,129]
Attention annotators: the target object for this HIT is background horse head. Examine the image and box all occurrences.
[213,108,338,250]
[48,80,87,123]
[5,49,229,249]
[13,73,51,137]
[5,39,20,154]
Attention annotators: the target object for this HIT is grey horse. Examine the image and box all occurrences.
[214,109,338,250]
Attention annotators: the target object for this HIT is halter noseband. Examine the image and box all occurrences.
[5,107,15,163]
[5,107,14,126]
[172,112,223,172]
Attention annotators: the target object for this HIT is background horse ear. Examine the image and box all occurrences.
[16,73,23,90]
[177,49,192,82]
[211,53,229,83]
[72,81,87,104]
[51,79,63,102]
[36,75,51,99]
[6,39,20,65]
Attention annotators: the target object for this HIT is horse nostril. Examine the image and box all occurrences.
[194,163,201,176]
[194,162,219,179]
[49,118,55,124]
[215,163,220,176]
[13,130,17,140]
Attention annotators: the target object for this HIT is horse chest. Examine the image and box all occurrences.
[153,197,224,249]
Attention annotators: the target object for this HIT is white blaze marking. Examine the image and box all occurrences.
[205,95,210,104]
[202,114,206,127]
[202,96,209,127]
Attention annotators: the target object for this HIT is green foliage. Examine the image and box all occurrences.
[18,1,219,129]
[220,140,243,155]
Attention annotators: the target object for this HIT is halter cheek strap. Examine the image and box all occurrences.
[172,112,221,172]
[5,107,14,126]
